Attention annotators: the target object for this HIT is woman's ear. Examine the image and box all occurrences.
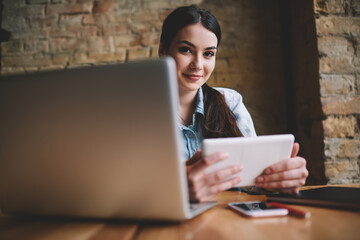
[158,42,167,57]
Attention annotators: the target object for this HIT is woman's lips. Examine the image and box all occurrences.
[183,73,202,81]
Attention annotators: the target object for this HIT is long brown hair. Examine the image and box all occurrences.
[202,83,242,138]
[160,5,243,138]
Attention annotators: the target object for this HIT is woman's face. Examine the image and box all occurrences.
[163,23,218,94]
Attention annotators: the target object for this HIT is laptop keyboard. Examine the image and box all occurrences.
[190,202,215,213]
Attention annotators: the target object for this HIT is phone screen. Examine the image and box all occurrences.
[233,202,267,211]
[229,201,288,217]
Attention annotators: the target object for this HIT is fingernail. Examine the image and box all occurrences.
[220,152,229,159]
[235,164,243,171]
[264,169,271,174]
[256,176,264,183]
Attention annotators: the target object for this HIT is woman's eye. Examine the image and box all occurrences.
[179,46,191,53]
[204,51,215,57]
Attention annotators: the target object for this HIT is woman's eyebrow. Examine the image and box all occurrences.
[177,40,217,50]
[205,46,217,50]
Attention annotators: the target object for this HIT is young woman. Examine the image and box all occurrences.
[158,5,308,202]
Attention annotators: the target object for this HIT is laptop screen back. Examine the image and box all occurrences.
[0,57,189,220]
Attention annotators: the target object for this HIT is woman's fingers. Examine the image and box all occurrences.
[291,142,300,157]
[186,151,244,202]
[256,167,308,183]
[255,151,308,193]
[188,151,229,175]
[189,164,242,193]
[207,164,243,184]
[256,178,307,189]
[191,175,242,202]
[262,157,307,175]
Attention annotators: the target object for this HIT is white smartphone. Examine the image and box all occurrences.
[228,201,288,217]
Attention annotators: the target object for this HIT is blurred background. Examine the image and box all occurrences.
[0,0,359,185]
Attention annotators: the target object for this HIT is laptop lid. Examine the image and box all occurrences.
[0,57,203,221]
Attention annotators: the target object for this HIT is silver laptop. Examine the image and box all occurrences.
[0,57,215,221]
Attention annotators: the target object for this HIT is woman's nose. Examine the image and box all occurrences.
[190,55,203,70]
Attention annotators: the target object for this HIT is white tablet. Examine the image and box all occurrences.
[202,134,294,187]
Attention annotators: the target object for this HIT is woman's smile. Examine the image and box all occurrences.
[183,73,203,81]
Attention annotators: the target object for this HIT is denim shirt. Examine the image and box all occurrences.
[178,87,257,161]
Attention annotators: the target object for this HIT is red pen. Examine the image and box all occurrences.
[267,202,311,218]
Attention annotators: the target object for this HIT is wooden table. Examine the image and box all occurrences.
[0,185,359,240]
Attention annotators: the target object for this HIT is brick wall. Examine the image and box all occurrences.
[1,0,199,72]
[315,0,360,184]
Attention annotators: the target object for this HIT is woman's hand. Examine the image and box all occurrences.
[186,150,242,202]
[255,142,308,194]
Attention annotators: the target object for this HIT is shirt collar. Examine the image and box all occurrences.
[177,87,205,130]
[194,87,205,116]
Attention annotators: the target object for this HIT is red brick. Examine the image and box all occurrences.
[127,48,150,61]
[52,52,72,65]
[131,11,159,22]
[78,26,99,38]
[101,24,129,36]
[71,51,92,64]
[107,11,129,23]
[88,52,126,63]
[91,14,110,26]
[131,22,153,34]
[143,1,172,10]
[140,32,160,46]
[50,25,98,38]
[114,35,140,48]
[82,15,96,25]
[87,36,114,52]
[46,3,93,16]
[60,38,88,51]
[93,1,113,13]
[59,15,84,27]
